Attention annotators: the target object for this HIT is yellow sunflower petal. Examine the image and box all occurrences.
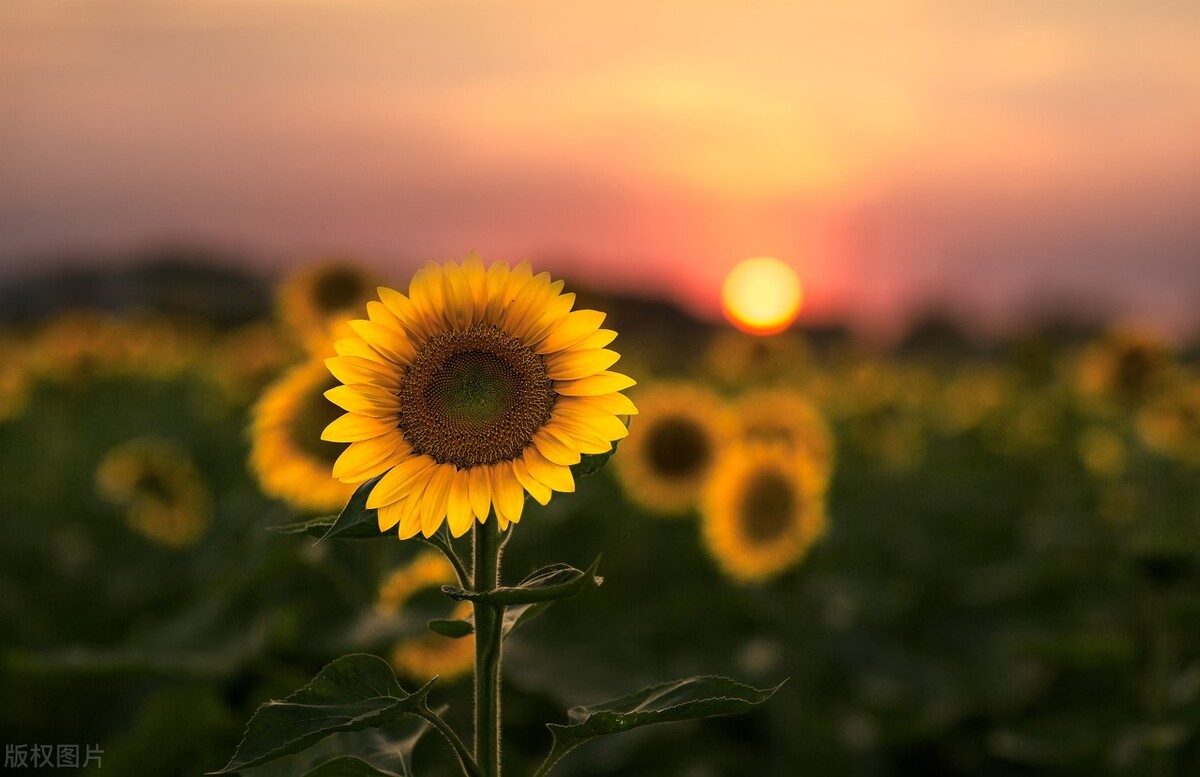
[366,300,407,335]
[347,319,416,365]
[398,491,425,539]
[555,371,636,397]
[576,328,618,350]
[378,500,405,532]
[446,469,474,537]
[443,261,476,330]
[512,456,552,505]
[483,261,511,323]
[325,355,401,390]
[546,349,621,381]
[462,252,487,306]
[366,454,438,508]
[585,392,639,416]
[545,418,614,454]
[503,260,535,307]
[490,462,525,524]
[377,287,430,341]
[535,309,607,354]
[523,447,575,493]
[335,336,390,365]
[523,292,577,345]
[504,276,564,342]
[332,436,411,482]
[420,463,457,537]
[469,465,492,520]
[532,427,582,466]
[321,412,396,443]
[324,384,401,418]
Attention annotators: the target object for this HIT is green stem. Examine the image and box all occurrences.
[473,518,505,777]
[418,706,481,777]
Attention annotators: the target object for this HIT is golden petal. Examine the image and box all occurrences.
[442,261,476,330]
[446,468,474,537]
[532,427,582,465]
[325,355,401,390]
[482,261,511,323]
[420,463,457,537]
[511,456,551,505]
[378,500,405,532]
[468,465,492,520]
[523,447,575,493]
[347,319,416,364]
[576,328,618,350]
[490,462,525,524]
[325,384,400,418]
[555,371,636,397]
[321,412,396,443]
[535,309,606,354]
[332,436,411,482]
[398,490,425,539]
[366,453,438,508]
[545,348,621,381]
[335,337,390,365]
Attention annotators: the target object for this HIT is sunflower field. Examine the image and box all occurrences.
[2,257,1199,777]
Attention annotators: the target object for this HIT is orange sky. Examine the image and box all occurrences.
[2,0,1199,335]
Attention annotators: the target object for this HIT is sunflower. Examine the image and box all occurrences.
[250,357,356,512]
[613,382,733,515]
[701,443,826,583]
[374,551,475,681]
[95,438,211,547]
[735,389,834,484]
[1076,327,1175,411]
[208,322,298,404]
[323,254,636,538]
[277,260,383,353]
[1137,380,1200,466]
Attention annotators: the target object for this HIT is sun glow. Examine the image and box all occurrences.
[721,257,803,335]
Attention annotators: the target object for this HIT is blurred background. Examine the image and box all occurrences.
[2,1,1199,775]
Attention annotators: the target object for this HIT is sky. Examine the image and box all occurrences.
[2,0,1199,336]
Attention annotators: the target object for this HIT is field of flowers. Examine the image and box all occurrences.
[2,259,1199,776]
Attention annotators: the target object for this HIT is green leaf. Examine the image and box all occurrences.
[319,475,386,542]
[534,675,783,777]
[426,600,557,640]
[298,757,397,777]
[210,654,433,774]
[441,558,603,606]
[241,725,430,777]
[570,433,625,479]
[428,618,474,639]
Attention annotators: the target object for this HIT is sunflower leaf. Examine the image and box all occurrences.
[533,676,784,777]
[440,558,603,606]
[428,618,474,639]
[318,475,386,542]
[570,435,624,479]
[209,654,433,774]
[296,757,398,777]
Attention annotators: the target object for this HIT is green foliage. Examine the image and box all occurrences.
[535,676,782,775]
[212,654,435,774]
[441,559,603,606]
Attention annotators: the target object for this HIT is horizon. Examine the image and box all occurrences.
[3,1,1199,339]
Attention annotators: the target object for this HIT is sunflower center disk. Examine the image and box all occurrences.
[739,471,796,544]
[646,417,710,478]
[399,324,556,468]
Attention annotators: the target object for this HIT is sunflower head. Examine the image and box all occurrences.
[1137,380,1200,465]
[735,389,834,484]
[701,443,827,583]
[95,438,211,547]
[278,260,383,353]
[323,254,636,539]
[613,382,733,515]
[250,358,356,512]
[1077,327,1175,410]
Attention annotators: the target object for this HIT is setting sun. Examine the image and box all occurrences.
[721,257,803,335]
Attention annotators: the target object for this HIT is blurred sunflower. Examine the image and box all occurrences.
[324,254,636,538]
[95,438,211,547]
[701,443,826,583]
[1076,327,1175,411]
[375,551,474,682]
[277,260,383,353]
[391,601,476,681]
[736,388,834,483]
[0,333,31,423]
[613,382,733,515]
[250,358,356,512]
[1137,380,1200,466]
[208,322,298,403]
